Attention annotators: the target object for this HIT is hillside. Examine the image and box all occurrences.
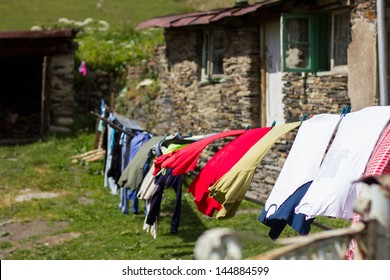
[0,0,257,31]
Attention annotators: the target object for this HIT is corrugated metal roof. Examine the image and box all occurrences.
[136,1,280,30]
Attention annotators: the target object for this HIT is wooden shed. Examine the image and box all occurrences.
[0,29,77,144]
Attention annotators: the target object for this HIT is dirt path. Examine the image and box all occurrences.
[0,189,81,259]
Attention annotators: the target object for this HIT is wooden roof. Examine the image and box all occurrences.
[0,29,78,57]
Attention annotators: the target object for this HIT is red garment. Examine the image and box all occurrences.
[364,121,390,175]
[347,121,390,259]
[188,127,272,216]
[153,130,246,176]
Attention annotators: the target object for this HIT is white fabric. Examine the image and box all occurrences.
[264,114,341,217]
[139,166,158,239]
[295,106,390,219]
[143,199,158,239]
[137,165,158,200]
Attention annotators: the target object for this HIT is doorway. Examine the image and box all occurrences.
[264,21,285,126]
[0,56,44,141]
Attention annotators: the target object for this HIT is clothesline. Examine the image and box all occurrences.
[91,111,138,137]
[96,105,390,243]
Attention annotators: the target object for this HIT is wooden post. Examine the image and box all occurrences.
[40,56,48,138]
[260,25,267,128]
[110,90,116,112]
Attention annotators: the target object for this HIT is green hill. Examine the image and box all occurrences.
[0,0,256,32]
[0,0,192,31]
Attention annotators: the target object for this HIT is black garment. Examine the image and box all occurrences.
[145,168,183,234]
[258,181,315,240]
[107,130,122,184]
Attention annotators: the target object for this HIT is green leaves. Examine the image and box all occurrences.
[76,27,164,74]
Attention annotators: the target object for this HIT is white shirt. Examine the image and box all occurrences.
[295,106,390,219]
[264,114,341,217]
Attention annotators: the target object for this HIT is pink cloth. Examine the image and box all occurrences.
[153,130,246,176]
[79,61,87,76]
[188,127,271,216]
[363,122,390,176]
[347,121,390,259]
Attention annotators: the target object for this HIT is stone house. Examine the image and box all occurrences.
[136,0,389,203]
[0,29,77,143]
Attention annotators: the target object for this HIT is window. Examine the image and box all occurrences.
[331,11,350,72]
[202,29,224,82]
[282,14,317,72]
[282,10,349,73]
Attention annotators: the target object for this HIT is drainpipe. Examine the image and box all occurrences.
[377,0,389,105]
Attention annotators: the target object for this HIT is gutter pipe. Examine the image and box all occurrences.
[377,0,389,105]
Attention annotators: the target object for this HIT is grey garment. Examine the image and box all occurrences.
[118,136,165,191]
[120,133,133,172]
[138,164,158,200]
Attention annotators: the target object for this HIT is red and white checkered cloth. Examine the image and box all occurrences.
[347,121,390,259]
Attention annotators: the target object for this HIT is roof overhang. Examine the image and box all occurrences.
[136,1,282,30]
[0,29,78,57]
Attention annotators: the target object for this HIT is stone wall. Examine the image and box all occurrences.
[246,73,350,203]
[348,0,378,110]
[48,54,76,134]
[153,25,260,136]
[153,24,268,202]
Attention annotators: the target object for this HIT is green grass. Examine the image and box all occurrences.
[0,0,193,31]
[0,132,350,260]
[0,0,261,32]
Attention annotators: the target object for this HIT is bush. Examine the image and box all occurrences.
[42,17,164,75]
[76,26,164,75]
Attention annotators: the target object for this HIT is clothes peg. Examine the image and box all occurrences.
[340,105,351,116]
[300,114,308,125]
[271,120,276,127]
[245,125,252,130]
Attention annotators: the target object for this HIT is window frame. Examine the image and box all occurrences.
[281,13,319,73]
[330,9,349,74]
[201,29,225,83]
[282,10,350,74]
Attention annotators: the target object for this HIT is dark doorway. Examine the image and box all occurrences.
[0,55,43,141]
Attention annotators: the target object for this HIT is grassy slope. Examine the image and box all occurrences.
[0,0,192,31]
[0,0,260,31]
[0,0,262,31]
